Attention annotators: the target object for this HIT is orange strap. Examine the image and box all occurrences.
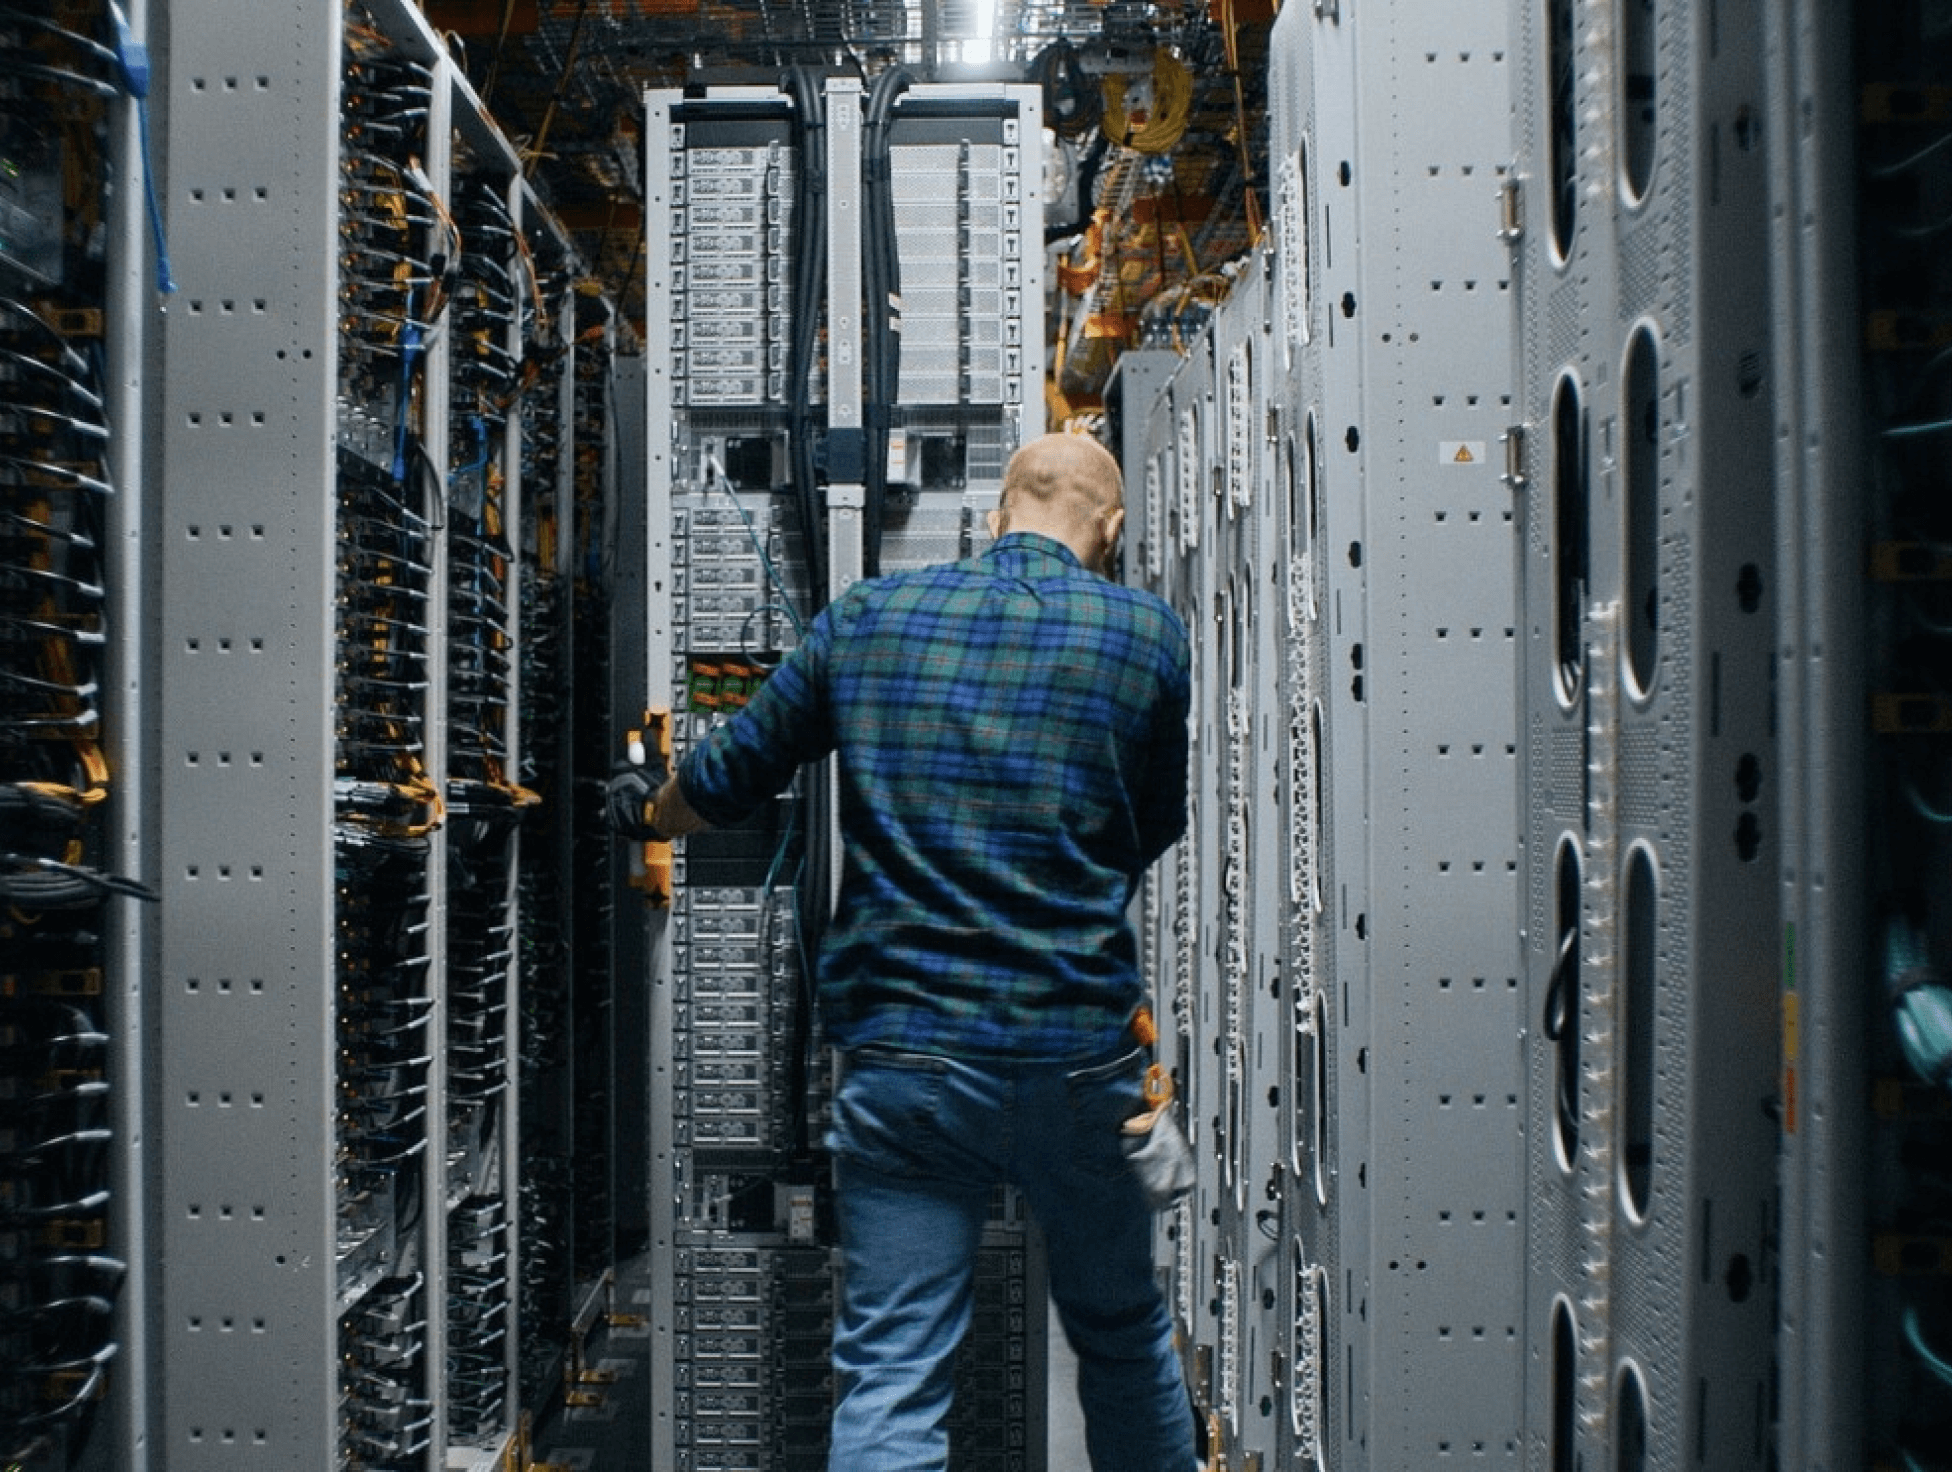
[1131,1005,1172,1104]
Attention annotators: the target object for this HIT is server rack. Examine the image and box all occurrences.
[152,0,349,1459]
[1,3,159,1470]
[1826,5,1952,1468]
[1767,1,1868,1466]
[1120,2,1930,1469]
[1511,0,1781,1465]
[512,196,580,1419]
[1262,14,1342,1468]
[144,3,624,1466]
[639,73,1049,1472]
[1216,2,1530,1467]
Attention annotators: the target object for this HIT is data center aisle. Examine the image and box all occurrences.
[529,1258,1092,1470]
[528,1257,658,1471]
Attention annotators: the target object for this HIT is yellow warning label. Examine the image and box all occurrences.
[1440,441,1487,466]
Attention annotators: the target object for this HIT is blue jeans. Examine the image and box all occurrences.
[826,1043,1195,1472]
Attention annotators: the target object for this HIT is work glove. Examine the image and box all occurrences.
[604,755,670,841]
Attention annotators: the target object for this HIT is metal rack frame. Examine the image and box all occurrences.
[145,3,615,1464]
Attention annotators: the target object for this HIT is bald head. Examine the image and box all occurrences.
[988,433,1127,574]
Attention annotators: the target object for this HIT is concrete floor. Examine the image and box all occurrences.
[1045,1299,1089,1471]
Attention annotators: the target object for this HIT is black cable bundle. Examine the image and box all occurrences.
[333,26,443,1415]
[337,36,447,427]
[0,984,124,1469]
[334,451,437,815]
[445,1197,512,1438]
[0,783,82,851]
[1030,39,1104,141]
[783,64,830,612]
[1856,13,1952,1466]
[333,825,433,1414]
[565,312,617,1269]
[446,507,517,795]
[445,819,517,1130]
[0,18,149,1456]
[513,536,571,1403]
[1,296,111,781]
[447,172,522,543]
[860,64,913,581]
[339,1275,433,1470]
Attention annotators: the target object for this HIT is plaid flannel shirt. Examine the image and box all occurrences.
[677,531,1191,1061]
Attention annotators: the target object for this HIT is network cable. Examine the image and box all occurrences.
[861,63,914,581]
[1541,920,1582,1141]
[512,358,573,1407]
[1,47,147,1441]
[334,23,443,1433]
[1031,39,1105,140]
[704,452,807,645]
[1883,914,1952,1091]
[784,65,830,606]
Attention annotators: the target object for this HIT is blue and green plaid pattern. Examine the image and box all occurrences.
[678,532,1191,1060]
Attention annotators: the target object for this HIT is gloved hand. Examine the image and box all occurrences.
[604,757,670,841]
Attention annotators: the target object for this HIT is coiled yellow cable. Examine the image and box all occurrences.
[1101,49,1192,155]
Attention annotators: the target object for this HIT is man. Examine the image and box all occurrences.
[619,431,1195,1472]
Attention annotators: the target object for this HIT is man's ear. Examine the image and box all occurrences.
[986,504,1004,540]
[1102,505,1127,566]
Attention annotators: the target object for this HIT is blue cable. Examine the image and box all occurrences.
[391,320,423,485]
[704,454,807,639]
[1884,416,1952,441]
[107,2,175,296]
[1904,1303,1952,1389]
[1899,771,1952,826]
[1885,915,1952,1090]
[449,415,492,487]
[1896,981,1952,1089]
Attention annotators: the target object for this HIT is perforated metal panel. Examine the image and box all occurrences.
[146,8,604,1466]
[1511,0,1781,1467]
[154,4,344,1461]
